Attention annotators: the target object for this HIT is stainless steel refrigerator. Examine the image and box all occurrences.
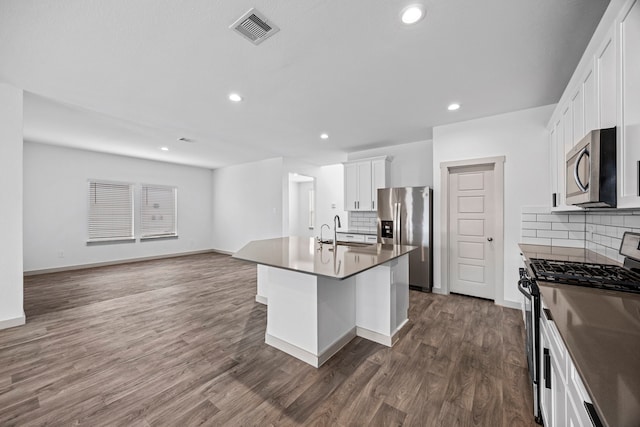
[377,186,433,292]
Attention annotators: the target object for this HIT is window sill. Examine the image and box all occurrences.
[87,237,136,246]
[140,234,179,241]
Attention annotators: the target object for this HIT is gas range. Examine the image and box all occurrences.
[527,231,640,294]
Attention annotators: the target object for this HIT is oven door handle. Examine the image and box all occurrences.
[518,278,532,299]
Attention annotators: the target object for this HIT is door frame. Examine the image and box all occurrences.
[440,156,505,304]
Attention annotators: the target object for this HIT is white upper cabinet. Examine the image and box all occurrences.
[357,161,373,211]
[343,157,389,211]
[549,126,559,207]
[571,88,584,143]
[619,0,640,207]
[583,68,597,135]
[563,105,573,152]
[344,163,359,211]
[597,31,616,128]
[371,158,388,211]
[547,0,640,209]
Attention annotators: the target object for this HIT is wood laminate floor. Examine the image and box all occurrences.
[0,253,537,426]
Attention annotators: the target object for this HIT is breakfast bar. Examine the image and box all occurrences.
[233,236,417,367]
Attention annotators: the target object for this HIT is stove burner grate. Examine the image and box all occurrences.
[529,258,640,294]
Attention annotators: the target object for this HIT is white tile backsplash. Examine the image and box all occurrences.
[521,207,585,248]
[521,206,640,263]
[348,211,377,233]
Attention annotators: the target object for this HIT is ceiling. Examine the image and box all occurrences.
[0,0,610,169]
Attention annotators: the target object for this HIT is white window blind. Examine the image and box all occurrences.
[88,180,134,242]
[140,184,177,238]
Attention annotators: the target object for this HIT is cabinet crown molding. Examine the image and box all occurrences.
[342,156,390,166]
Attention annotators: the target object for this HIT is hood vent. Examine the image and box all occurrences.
[230,8,280,45]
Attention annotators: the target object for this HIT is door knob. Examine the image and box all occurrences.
[487,237,493,242]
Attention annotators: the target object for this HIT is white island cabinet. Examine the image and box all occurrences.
[234,237,415,367]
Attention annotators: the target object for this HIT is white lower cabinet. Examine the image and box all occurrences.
[336,233,366,243]
[336,233,378,245]
[540,299,595,427]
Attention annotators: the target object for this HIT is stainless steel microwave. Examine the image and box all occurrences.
[566,127,617,208]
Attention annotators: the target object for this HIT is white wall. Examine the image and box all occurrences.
[315,164,348,233]
[211,157,284,253]
[0,83,25,328]
[288,177,300,236]
[293,181,314,238]
[433,105,555,306]
[348,140,434,188]
[23,142,214,272]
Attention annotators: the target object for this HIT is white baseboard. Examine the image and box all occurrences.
[23,249,218,276]
[497,299,522,310]
[317,327,357,366]
[356,319,408,347]
[255,295,268,305]
[266,327,356,368]
[212,248,235,256]
[0,313,26,330]
[266,333,320,367]
[431,287,448,295]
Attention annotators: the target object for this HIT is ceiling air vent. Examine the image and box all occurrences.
[230,8,280,45]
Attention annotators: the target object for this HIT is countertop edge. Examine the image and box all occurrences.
[234,247,416,280]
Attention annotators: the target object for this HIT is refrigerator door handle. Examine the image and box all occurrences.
[394,203,401,245]
[392,203,396,244]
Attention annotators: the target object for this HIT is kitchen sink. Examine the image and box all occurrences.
[318,240,373,248]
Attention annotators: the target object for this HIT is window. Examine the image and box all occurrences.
[88,180,134,242]
[140,184,177,238]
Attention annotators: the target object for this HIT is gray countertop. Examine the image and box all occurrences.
[519,244,639,427]
[233,236,417,280]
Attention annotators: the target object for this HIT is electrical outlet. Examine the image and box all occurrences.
[57,251,64,258]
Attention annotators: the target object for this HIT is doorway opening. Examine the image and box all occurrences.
[288,173,315,238]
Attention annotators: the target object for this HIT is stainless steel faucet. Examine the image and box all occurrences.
[334,215,341,247]
[319,223,330,243]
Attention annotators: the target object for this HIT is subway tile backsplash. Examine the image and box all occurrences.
[521,207,585,248]
[348,211,377,233]
[521,206,640,263]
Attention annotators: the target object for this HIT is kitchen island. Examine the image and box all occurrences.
[233,236,417,367]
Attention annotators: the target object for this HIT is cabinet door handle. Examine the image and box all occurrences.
[544,348,551,390]
[372,201,375,210]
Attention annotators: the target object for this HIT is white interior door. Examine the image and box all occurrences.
[449,164,496,300]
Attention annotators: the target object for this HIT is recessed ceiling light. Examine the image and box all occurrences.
[160,147,169,151]
[448,103,461,111]
[320,133,329,140]
[401,5,425,24]
[229,93,243,102]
